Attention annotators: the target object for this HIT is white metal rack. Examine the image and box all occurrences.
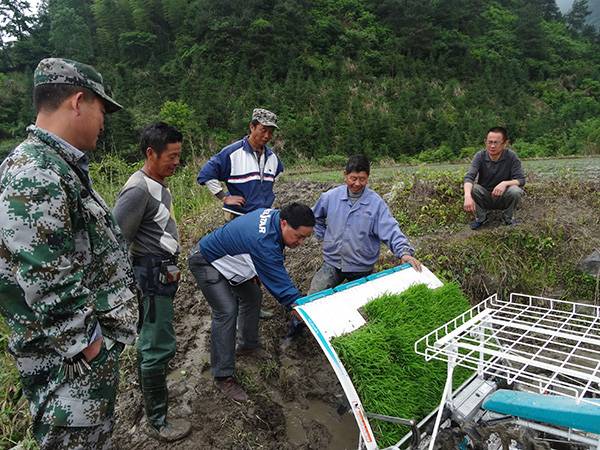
[415,293,600,449]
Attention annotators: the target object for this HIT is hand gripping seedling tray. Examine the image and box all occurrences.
[414,293,600,449]
[293,264,443,450]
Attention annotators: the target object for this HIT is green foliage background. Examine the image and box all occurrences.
[1,0,600,163]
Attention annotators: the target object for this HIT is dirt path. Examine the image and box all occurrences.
[111,177,599,450]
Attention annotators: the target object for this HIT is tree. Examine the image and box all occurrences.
[529,0,562,21]
[516,3,549,61]
[372,0,438,58]
[118,31,157,64]
[48,5,93,60]
[567,0,591,32]
[1,0,600,162]
[0,0,33,44]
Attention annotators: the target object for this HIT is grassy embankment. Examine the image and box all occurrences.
[380,167,599,302]
[1,156,599,447]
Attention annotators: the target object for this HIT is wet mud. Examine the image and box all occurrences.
[111,176,600,450]
[112,180,359,450]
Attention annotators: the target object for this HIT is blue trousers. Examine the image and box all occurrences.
[188,252,261,378]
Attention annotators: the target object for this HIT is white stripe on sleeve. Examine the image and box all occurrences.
[205,179,223,195]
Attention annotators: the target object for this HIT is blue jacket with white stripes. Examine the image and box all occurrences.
[197,137,284,215]
[198,208,302,307]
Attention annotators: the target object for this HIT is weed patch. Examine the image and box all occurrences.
[331,283,471,447]
[0,319,36,449]
[420,222,598,302]
[376,170,466,236]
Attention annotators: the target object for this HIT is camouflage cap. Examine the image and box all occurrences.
[34,58,122,113]
[252,108,278,129]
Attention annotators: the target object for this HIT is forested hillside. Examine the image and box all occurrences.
[558,0,600,27]
[1,0,600,164]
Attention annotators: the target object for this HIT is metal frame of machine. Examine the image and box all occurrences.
[415,293,600,450]
[296,271,600,450]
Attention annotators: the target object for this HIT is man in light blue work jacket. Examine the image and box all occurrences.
[309,154,422,294]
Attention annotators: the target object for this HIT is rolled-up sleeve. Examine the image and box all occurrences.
[204,179,223,195]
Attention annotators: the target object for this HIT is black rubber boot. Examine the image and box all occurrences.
[140,368,191,442]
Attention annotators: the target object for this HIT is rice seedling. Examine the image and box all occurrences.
[331,283,472,447]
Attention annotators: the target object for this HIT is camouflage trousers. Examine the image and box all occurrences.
[34,418,114,450]
[19,341,124,450]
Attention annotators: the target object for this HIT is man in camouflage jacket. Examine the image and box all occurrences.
[0,58,138,449]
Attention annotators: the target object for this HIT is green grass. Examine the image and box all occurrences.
[419,221,599,303]
[378,169,466,237]
[90,155,214,222]
[331,283,472,447]
[281,155,600,183]
[0,319,37,450]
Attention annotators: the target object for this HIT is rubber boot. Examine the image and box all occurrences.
[140,369,191,442]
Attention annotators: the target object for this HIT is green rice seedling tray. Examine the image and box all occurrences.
[293,264,469,449]
[331,283,472,447]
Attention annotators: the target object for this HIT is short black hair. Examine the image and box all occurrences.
[345,154,370,175]
[487,127,508,142]
[33,83,96,113]
[139,122,183,158]
[280,202,315,228]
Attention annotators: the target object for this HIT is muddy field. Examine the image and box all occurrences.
[111,174,600,450]
[112,180,359,450]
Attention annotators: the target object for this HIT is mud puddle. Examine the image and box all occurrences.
[280,396,358,449]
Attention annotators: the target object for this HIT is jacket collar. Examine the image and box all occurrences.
[340,186,372,205]
[27,125,91,178]
[243,136,273,158]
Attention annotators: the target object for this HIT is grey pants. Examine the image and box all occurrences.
[188,252,261,378]
[309,262,372,294]
[471,183,523,223]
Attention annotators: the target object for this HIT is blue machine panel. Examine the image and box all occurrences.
[483,389,600,434]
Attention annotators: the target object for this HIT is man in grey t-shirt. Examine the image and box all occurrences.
[464,127,525,230]
[113,123,190,442]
